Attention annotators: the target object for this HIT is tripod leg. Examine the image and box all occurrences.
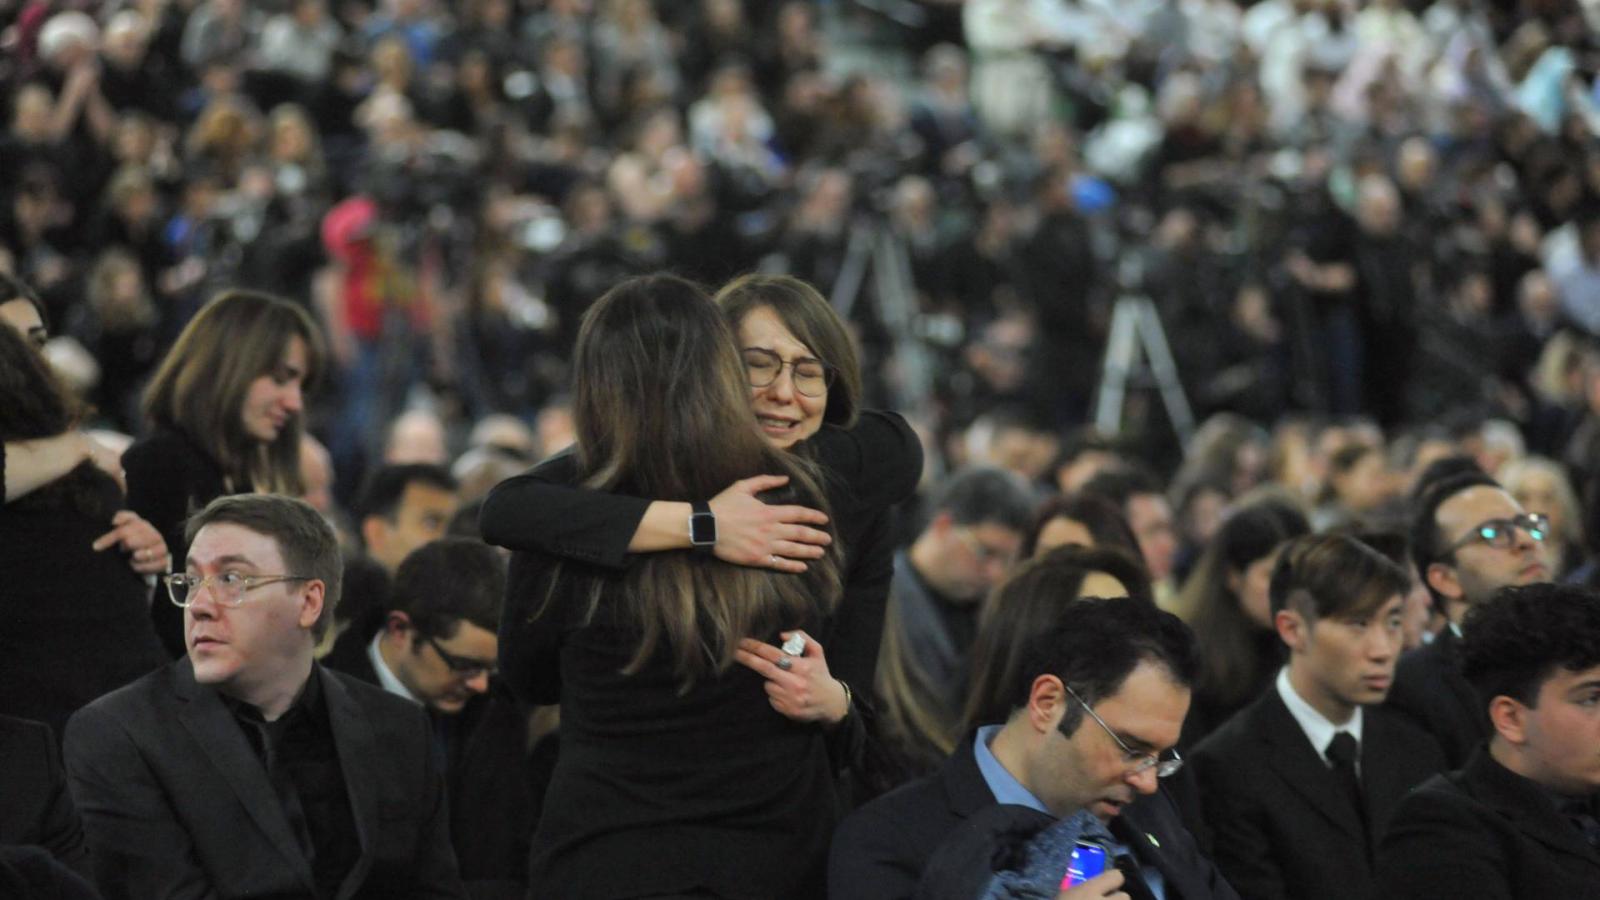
[829,223,876,322]
[1094,299,1139,436]
[1132,297,1196,445]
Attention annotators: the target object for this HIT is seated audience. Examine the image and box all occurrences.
[336,463,459,640]
[1192,534,1447,900]
[874,466,1035,779]
[324,536,540,893]
[1019,493,1143,560]
[1378,582,1600,897]
[64,494,465,899]
[1389,470,1554,766]
[832,596,1237,900]
[1180,498,1310,747]
[1079,467,1181,607]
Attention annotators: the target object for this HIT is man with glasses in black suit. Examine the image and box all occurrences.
[64,494,465,900]
[1388,471,1554,766]
[323,537,541,896]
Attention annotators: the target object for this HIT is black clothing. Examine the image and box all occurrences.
[1378,747,1600,898]
[322,627,542,892]
[0,846,101,900]
[829,732,1240,900]
[223,671,359,898]
[122,424,236,658]
[0,716,89,878]
[0,465,167,738]
[481,412,922,899]
[1385,627,1489,769]
[1190,688,1448,900]
[63,660,466,900]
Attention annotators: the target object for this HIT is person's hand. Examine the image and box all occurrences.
[93,510,171,575]
[734,630,850,725]
[708,475,830,573]
[1058,869,1127,899]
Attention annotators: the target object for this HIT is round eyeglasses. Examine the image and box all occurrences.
[741,348,834,398]
[164,572,312,608]
[1063,683,1184,778]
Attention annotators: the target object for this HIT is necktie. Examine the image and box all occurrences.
[1326,732,1368,831]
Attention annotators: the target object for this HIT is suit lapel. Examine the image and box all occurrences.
[323,667,383,899]
[1433,631,1485,735]
[1254,692,1366,839]
[172,661,319,895]
[945,733,1000,818]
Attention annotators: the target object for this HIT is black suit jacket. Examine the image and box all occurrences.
[1385,628,1489,768]
[63,659,466,900]
[1191,688,1448,900]
[322,628,539,893]
[0,715,89,877]
[829,732,1239,900]
[1378,747,1600,898]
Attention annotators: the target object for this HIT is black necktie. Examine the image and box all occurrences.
[1326,732,1368,831]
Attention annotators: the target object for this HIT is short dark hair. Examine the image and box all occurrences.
[1270,533,1409,622]
[1079,466,1163,511]
[965,546,1155,729]
[354,463,457,525]
[1006,597,1197,737]
[186,494,343,639]
[390,538,505,638]
[1462,583,1600,710]
[1408,470,1500,598]
[926,466,1036,533]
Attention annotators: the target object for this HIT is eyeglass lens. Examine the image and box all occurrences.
[742,349,830,397]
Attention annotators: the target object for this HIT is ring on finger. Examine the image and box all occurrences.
[776,655,793,672]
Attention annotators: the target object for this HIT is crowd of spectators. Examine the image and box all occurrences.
[5,0,1600,897]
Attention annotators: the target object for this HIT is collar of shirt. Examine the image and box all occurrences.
[974,724,1052,815]
[368,631,422,705]
[1276,666,1363,767]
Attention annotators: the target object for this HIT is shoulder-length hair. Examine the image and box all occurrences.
[0,319,114,516]
[142,289,324,494]
[1183,497,1309,707]
[566,274,843,683]
[714,273,861,429]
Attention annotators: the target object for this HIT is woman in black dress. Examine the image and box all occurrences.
[122,289,325,655]
[0,320,167,738]
[487,274,919,898]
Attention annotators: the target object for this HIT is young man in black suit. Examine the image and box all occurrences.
[1388,471,1553,766]
[324,536,542,894]
[64,494,466,900]
[830,596,1238,900]
[1191,534,1447,900]
[1380,583,1600,897]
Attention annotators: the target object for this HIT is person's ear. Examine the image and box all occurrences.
[384,610,412,639]
[297,580,325,631]
[1487,695,1528,745]
[931,511,955,537]
[1425,560,1460,601]
[1027,674,1068,735]
[1275,608,1307,652]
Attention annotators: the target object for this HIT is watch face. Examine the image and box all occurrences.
[691,512,716,546]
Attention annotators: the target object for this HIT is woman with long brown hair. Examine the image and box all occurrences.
[123,288,325,654]
[488,273,919,897]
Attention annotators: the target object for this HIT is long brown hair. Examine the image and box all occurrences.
[142,289,324,494]
[566,274,842,682]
